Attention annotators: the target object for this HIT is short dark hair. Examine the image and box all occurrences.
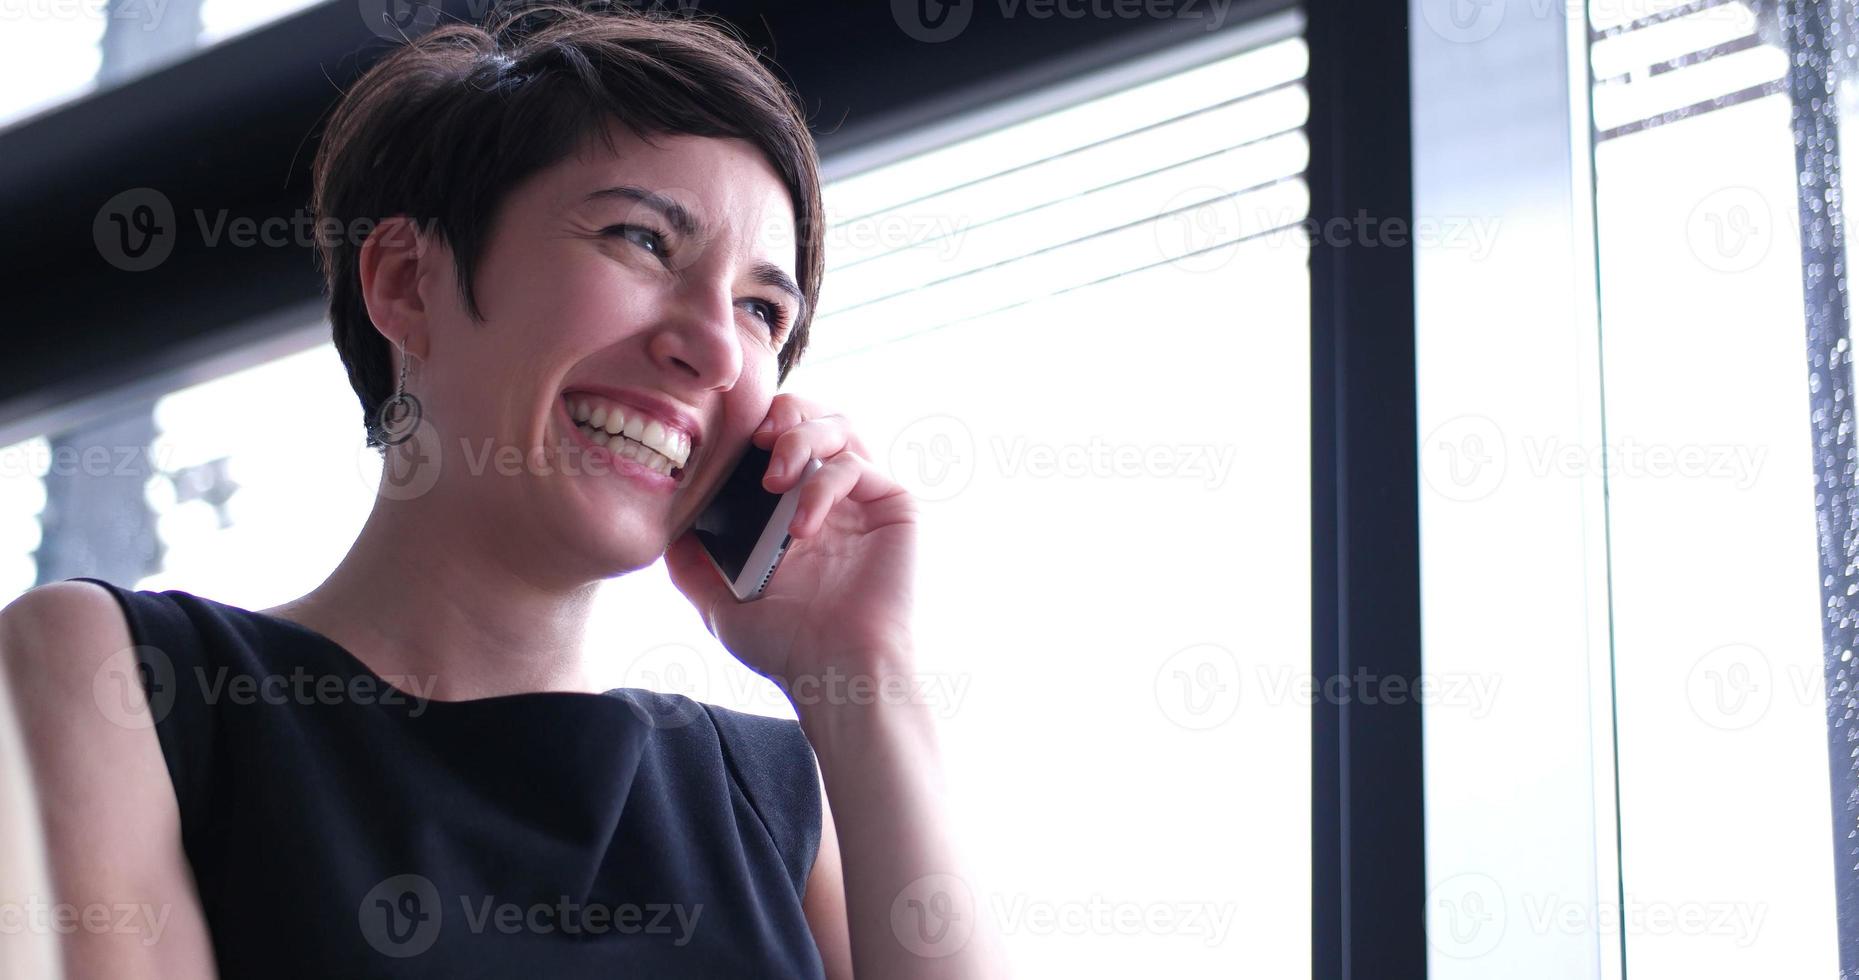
[312,0,824,449]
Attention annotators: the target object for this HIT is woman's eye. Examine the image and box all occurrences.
[606,224,668,259]
[741,298,789,337]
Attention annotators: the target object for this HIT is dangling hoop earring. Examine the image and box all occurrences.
[374,339,423,446]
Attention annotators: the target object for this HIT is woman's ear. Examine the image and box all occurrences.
[358,214,435,361]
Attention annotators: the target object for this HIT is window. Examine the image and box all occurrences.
[1589,1,1839,975]
[1416,0,1846,975]
[0,0,324,131]
[0,9,104,129]
[2,11,1312,975]
[776,18,1309,973]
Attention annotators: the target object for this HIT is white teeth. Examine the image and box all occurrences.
[564,394,692,469]
[577,421,679,476]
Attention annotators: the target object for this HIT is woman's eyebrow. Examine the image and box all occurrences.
[751,262,806,322]
[586,184,806,321]
[584,185,701,238]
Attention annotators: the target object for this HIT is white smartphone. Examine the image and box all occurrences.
[691,443,823,602]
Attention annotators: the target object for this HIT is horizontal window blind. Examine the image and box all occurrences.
[810,30,1309,362]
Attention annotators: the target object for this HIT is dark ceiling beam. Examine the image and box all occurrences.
[0,0,1290,441]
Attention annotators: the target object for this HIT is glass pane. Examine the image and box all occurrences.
[0,438,48,596]
[0,11,104,130]
[1588,2,1840,975]
[0,0,327,133]
[135,341,375,604]
[1411,2,1626,974]
[762,31,1310,977]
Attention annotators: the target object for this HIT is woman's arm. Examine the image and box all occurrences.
[664,394,1006,976]
[0,610,58,978]
[0,582,218,979]
[796,654,1008,980]
[802,761,854,980]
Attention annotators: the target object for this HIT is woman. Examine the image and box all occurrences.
[0,3,999,977]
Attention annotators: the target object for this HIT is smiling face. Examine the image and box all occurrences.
[398,121,801,581]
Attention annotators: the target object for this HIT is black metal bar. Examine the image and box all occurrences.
[1306,0,1426,977]
[1783,0,1859,973]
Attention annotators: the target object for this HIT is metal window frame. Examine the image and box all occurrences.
[1305,0,1427,976]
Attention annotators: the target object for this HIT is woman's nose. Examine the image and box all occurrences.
[648,280,742,386]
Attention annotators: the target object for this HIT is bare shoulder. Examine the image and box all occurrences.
[0,579,135,683]
[0,581,219,977]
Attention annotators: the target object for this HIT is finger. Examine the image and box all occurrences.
[752,393,839,449]
[789,450,909,537]
[752,393,811,446]
[764,416,852,493]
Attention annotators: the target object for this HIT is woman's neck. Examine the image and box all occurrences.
[260,492,603,702]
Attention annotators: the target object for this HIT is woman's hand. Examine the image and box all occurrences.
[664,393,920,702]
[668,398,1010,979]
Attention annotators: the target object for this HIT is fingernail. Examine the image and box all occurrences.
[768,457,787,478]
[756,419,775,434]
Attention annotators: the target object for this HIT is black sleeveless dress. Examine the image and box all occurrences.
[69,577,827,979]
